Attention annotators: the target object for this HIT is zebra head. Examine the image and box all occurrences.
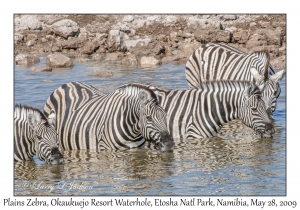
[239,82,275,137]
[250,67,285,118]
[27,109,64,164]
[136,85,174,151]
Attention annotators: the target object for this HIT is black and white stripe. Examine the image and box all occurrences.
[139,81,274,140]
[14,104,63,164]
[43,82,174,151]
[185,43,285,115]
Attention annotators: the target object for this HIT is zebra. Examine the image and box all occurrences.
[185,43,286,116]
[136,80,275,140]
[43,82,174,151]
[14,104,64,164]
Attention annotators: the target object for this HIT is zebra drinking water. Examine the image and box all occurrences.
[185,43,285,115]
[43,82,174,151]
[14,104,64,164]
[136,81,274,140]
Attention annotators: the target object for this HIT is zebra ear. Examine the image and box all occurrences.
[27,113,39,129]
[270,69,285,83]
[47,109,56,126]
[258,83,266,92]
[250,67,264,82]
[245,82,260,98]
[138,90,150,106]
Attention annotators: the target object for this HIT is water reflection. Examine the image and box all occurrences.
[14,130,278,196]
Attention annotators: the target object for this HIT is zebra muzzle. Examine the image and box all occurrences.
[49,147,64,164]
[159,132,175,152]
[264,122,275,137]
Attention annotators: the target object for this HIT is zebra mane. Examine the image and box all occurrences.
[14,104,47,124]
[117,83,159,103]
[196,80,262,94]
[252,49,270,81]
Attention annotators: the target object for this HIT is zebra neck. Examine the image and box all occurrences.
[16,122,36,160]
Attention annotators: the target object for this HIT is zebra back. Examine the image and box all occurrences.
[44,82,173,151]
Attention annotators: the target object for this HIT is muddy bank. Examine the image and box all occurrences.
[14,14,286,70]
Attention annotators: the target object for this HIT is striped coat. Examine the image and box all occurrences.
[141,81,274,140]
[44,82,174,151]
[14,104,63,163]
[185,43,285,115]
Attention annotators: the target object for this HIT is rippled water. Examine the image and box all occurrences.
[14,57,286,196]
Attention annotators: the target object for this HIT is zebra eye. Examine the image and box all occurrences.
[146,116,152,121]
[36,135,43,140]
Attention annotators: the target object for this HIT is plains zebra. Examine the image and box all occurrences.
[43,82,174,151]
[137,80,274,140]
[14,104,64,164]
[185,43,285,115]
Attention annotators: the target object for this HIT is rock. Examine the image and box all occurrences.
[96,46,107,53]
[29,65,52,72]
[27,34,38,41]
[81,40,100,54]
[279,45,286,56]
[161,55,176,63]
[78,32,88,38]
[89,68,113,78]
[92,53,103,61]
[52,19,80,38]
[134,19,150,28]
[169,31,178,41]
[194,30,231,43]
[26,40,35,47]
[57,38,86,49]
[232,30,250,44]
[246,33,267,48]
[145,15,159,23]
[51,45,61,52]
[177,31,193,39]
[221,15,237,20]
[156,34,168,42]
[15,53,40,65]
[270,55,286,70]
[74,56,91,63]
[224,26,237,34]
[46,53,73,68]
[14,33,24,44]
[140,56,161,65]
[123,15,134,22]
[251,45,279,59]
[121,53,138,65]
[105,52,124,62]
[107,30,128,52]
[19,15,42,30]
[250,22,257,27]
[123,38,151,49]
[264,29,281,45]
[215,30,231,43]
[96,33,108,39]
[187,17,220,30]
[162,15,177,26]
[178,42,201,56]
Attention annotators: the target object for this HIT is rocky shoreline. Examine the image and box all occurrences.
[14,14,286,72]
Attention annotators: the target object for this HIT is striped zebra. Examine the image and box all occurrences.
[185,43,286,116]
[14,104,64,164]
[137,80,274,140]
[43,82,174,151]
